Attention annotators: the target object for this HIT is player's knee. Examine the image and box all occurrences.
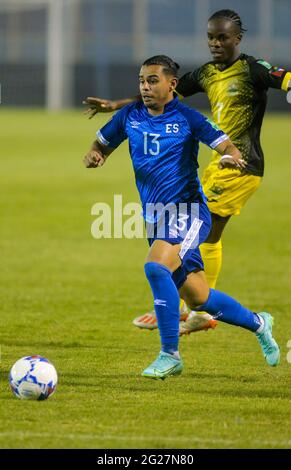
[206,213,230,243]
[144,262,171,281]
[187,291,209,310]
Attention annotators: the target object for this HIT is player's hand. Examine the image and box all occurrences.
[218,154,246,170]
[83,150,106,168]
[82,97,117,118]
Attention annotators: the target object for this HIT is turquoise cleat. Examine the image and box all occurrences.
[256,312,280,366]
[142,351,183,380]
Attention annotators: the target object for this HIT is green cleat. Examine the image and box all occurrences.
[256,312,280,366]
[142,352,183,380]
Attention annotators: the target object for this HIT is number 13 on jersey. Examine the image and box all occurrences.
[143,132,160,156]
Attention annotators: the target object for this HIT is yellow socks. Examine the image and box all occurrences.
[180,241,222,315]
[200,240,222,289]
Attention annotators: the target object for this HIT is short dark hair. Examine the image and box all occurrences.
[142,55,180,77]
[208,9,247,38]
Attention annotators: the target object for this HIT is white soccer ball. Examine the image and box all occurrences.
[9,355,58,400]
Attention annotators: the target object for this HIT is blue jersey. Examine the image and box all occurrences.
[97,96,228,221]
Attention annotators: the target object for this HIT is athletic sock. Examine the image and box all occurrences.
[197,288,262,332]
[200,240,222,289]
[144,262,180,354]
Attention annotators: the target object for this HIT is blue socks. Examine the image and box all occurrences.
[144,262,180,354]
[144,262,261,355]
[197,288,261,332]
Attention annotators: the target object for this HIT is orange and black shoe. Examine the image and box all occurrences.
[133,302,189,330]
[179,312,218,336]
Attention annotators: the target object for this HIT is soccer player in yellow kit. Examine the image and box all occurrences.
[83,9,291,334]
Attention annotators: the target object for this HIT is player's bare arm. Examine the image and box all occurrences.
[83,139,113,168]
[83,96,141,119]
[215,139,246,169]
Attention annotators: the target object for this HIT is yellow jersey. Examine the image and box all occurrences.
[177,54,291,176]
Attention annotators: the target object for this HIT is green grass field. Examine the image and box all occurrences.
[0,109,290,449]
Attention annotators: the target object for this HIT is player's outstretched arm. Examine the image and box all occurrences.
[250,60,291,94]
[82,96,141,119]
[83,140,114,168]
[215,139,246,170]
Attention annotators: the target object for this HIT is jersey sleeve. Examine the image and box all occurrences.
[186,109,229,149]
[250,59,291,91]
[96,106,129,149]
[176,68,204,98]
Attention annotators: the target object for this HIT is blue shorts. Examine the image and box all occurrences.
[147,201,211,289]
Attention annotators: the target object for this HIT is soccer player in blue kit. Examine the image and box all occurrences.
[83,55,280,379]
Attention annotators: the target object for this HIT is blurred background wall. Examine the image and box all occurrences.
[0,0,290,110]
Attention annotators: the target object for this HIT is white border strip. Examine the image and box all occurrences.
[179,217,203,260]
[96,130,109,146]
[210,133,228,149]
